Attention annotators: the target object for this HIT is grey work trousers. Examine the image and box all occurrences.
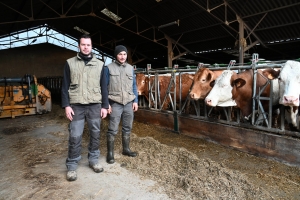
[66,104,102,171]
[107,101,134,137]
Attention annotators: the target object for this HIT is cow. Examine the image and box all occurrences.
[262,60,300,128]
[136,73,194,110]
[189,67,224,100]
[205,69,280,124]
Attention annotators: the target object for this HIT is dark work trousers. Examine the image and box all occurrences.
[66,103,102,171]
[107,101,134,137]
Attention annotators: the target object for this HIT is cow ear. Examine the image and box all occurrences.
[210,80,215,87]
[207,73,212,81]
[232,78,246,88]
[188,75,194,80]
[262,68,280,80]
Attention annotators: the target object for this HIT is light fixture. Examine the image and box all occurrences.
[158,19,179,29]
[74,26,90,35]
[101,8,122,22]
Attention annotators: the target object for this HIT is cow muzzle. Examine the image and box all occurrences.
[283,95,299,106]
[190,92,199,100]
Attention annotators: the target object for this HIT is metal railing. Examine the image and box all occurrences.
[136,54,300,138]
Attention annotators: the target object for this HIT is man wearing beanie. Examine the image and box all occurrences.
[61,34,109,181]
[103,45,138,164]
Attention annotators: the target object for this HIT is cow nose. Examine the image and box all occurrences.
[205,98,212,106]
[284,96,299,104]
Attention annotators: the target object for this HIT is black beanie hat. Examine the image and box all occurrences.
[114,45,128,58]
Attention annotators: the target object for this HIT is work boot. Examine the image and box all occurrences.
[89,163,104,173]
[107,135,115,164]
[66,170,77,181]
[122,135,137,157]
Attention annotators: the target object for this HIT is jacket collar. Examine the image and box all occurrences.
[115,60,127,67]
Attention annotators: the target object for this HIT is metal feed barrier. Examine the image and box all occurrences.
[135,54,300,138]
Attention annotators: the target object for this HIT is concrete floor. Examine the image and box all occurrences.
[0,114,169,200]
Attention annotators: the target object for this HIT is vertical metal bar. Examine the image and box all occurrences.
[147,70,151,108]
[173,70,176,111]
[157,74,162,109]
[251,54,258,125]
[179,72,182,111]
[268,80,273,128]
[154,73,158,109]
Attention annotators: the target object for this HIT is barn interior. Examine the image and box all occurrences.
[1,1,300,199]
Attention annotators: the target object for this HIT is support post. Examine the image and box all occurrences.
[238,16,244,64]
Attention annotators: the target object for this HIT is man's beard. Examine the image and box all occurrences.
[79,51,92,58]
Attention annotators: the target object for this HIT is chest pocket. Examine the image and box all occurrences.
[126,73,133,90]
[109,70,121,92]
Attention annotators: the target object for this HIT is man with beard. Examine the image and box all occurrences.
[61,34,109,181]
[104,45,138,164]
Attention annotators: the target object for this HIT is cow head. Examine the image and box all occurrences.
[262,61,300,127]
[230,69,279,118]
[189,68,223,100]
[205,70,237,107]
[263,60,300,107]
[136,73,147,95]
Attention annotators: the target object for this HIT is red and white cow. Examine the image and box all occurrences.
[263,60,300,127]
[204,70,237,107]
[189,67,224,100]
[205,69,279,121]
[136,73,194,110]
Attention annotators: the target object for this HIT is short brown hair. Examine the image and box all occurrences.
[78,34,92,45]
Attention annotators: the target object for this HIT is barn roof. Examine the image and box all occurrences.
[0,0,299,68]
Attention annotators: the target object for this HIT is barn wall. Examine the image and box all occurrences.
[0,43,76,78]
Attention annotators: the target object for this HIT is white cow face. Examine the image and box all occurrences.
[205,70,237,107]
[278,60,300,106]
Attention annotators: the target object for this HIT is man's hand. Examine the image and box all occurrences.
[101,108,108,119]
[107,104,112,114]
[132,102,138,112]
[65,106,74,121]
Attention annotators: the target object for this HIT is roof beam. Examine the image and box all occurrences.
[225,1,267,48]
[245,13,267,40]
[0,2,31,20]
[255,21,300,31]
[189,0,237,33]
[111,1,201,63]
[243,2,300,18]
